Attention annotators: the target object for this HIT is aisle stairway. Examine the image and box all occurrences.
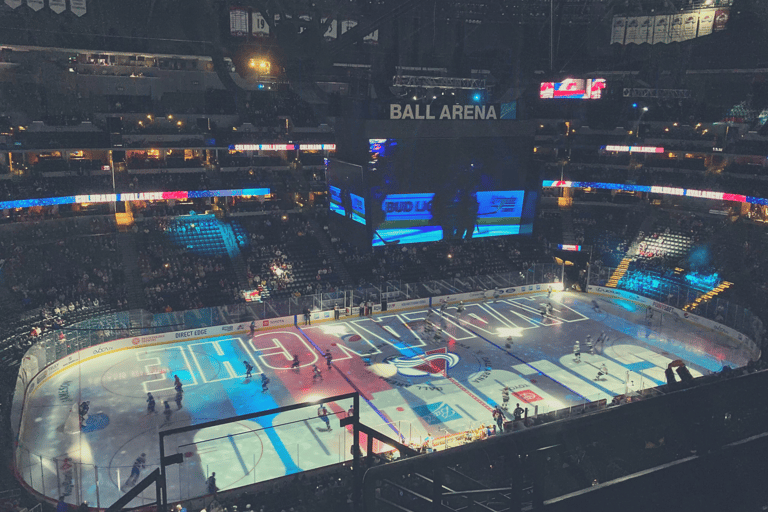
[116,232,147,310]
[606,210,656,288]
[306,215,353,285]
[561,208,577,245]
[606,257,632,288]
[219,221,251,292]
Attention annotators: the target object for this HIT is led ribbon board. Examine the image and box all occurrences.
[0,188,271,211]
[543,180,750,203]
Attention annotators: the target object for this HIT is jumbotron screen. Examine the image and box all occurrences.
[540,78,606,99]
[327,159,366,225]
[368,137,535,246]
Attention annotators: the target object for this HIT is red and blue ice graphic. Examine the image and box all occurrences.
[386,348,460,377]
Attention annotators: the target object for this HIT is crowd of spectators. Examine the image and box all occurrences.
[238,213,339,299]
[327,229,548,287]
[214,467,352,512]
[632,212,714,271]
[571,206,642,268]
[137,218,242,312]
[1,217,127,314]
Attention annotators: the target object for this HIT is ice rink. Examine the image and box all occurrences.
[16,291,751,508]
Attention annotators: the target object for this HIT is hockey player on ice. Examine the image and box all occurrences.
[312,364,323,382]
[595,364,609,381]
[123,453,146,490]
[261,373,270,392]
[243,360,253,378]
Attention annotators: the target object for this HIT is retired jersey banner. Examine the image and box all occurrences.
[653,15,670,44]
[611,17,626,45]
[70,0,86,16]
[25,0,43,11]
[230,7,248,36]
[683,12,699,40]
[49,0,65,13]
[252,12,269,36]
[364,29,379,44]
[322,18,338,39]
[714,9,729,32]
[698,9,715,37]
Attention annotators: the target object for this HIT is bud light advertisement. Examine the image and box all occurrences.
[373,190,526,246]
[368,137,536,246]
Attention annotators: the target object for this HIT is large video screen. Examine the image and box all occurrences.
[540,78,606,99]
[327,159,366,225]
[368,138,534,246]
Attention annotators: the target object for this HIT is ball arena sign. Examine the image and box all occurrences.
[390,104,499,120]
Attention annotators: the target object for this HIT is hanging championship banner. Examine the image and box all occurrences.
[698,9,715,37]
[624,17,639,45]
[713,9,730,32]
[670,14,684,42]
[49,0,65,13]
[610,16,626,45]
[70,0,86,17]
[653,15,670,44]
[683,12,699,40]
[4,0,22,8]
[26,0,43,11]
[635,16,652,44]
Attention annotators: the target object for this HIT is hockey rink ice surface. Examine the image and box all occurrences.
[17,292,751,507]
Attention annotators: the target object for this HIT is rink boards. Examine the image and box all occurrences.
[14,291,753,508]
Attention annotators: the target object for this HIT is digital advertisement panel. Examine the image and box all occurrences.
[329,185,366,224]
[327,159,366,225]
[539,78,606,99]
[369,138,533,246]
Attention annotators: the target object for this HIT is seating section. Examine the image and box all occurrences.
[137,216,241,312]
[160,215,230,257]
[2,223,127,314]
[632,212,707,269]
[327,222,549,285]
[573,205,644,267]
[535,210,562,245]
[237,213,338,299]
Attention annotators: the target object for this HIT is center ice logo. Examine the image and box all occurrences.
[386,348,460,377]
